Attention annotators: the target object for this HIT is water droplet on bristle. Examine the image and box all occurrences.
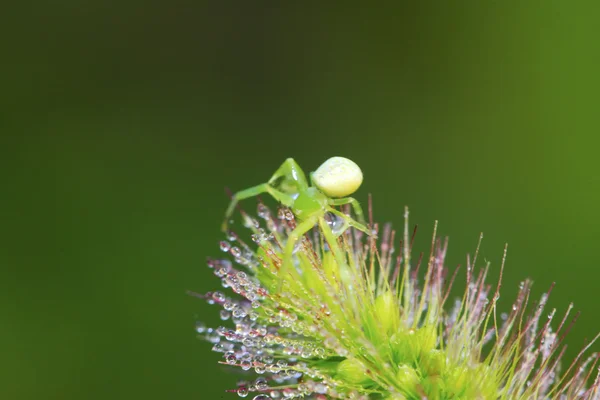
[255,364,266,374]
[232,308,246,318]
[255,377,268,390]
[253,395,271,400]
[220,241,231,252]
[227,231,238,241]
[212,292,225,303]
[220,310,231,320]
[195,322,206,333]
[257,204,270,219]
[240,360,252,371]
[324,212,345,235]
[237,387,249,397]
[243,216,260,228]
[225,351,237,364]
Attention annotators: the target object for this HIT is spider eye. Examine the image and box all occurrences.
[312,157,363,197]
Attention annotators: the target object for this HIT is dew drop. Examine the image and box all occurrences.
[277,209,286,220]
[224,300,235,311]
[225,351,237,364]
[240,360,252,371]
[232,308,246,318]
[255,364,266,374]
[227,231,238,241]
[301,349,313,358]
[246,291,258,301]
[220,310,231,320]
[216,326,227,336]
[244,216,260,228]
[206,333,220,344]
[212,292,225,303]
[195,322,206,333]
[297,383,309,394]
[257,204,270,219]
[253,395,271,400]
[237,387,249,397]
[212,343,225,352]
[314,383,327,394]
[324,212,345,235]
[220,241,231,252]
[255,377,268,391]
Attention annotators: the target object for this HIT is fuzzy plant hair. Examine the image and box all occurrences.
[193,200,600,400]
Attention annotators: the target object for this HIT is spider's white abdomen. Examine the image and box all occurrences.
[312,157,363,198]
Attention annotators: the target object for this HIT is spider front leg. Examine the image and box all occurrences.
[222,184,294,232]
[268,158,309,191]
[328,197,368,229]
[277,215,319,293]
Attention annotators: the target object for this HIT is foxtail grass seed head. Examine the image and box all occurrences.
[195,199,600,399]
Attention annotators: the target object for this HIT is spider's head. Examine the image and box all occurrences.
[312,157,363,198]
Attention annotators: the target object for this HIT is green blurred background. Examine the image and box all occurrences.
[3,2,600,399]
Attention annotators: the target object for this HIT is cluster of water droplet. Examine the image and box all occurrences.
[196,204,347,399]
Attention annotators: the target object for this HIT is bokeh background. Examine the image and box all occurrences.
[3,2,600,399]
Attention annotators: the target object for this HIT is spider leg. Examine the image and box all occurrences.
[277,215,319,292]
[222,184,294,232]
[268,158,309,190]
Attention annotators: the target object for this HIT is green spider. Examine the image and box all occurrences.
[222,157,372,290]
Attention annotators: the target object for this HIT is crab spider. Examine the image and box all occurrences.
[222,157,372,291]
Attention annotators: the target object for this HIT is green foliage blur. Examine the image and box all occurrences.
[2,2,600,399]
